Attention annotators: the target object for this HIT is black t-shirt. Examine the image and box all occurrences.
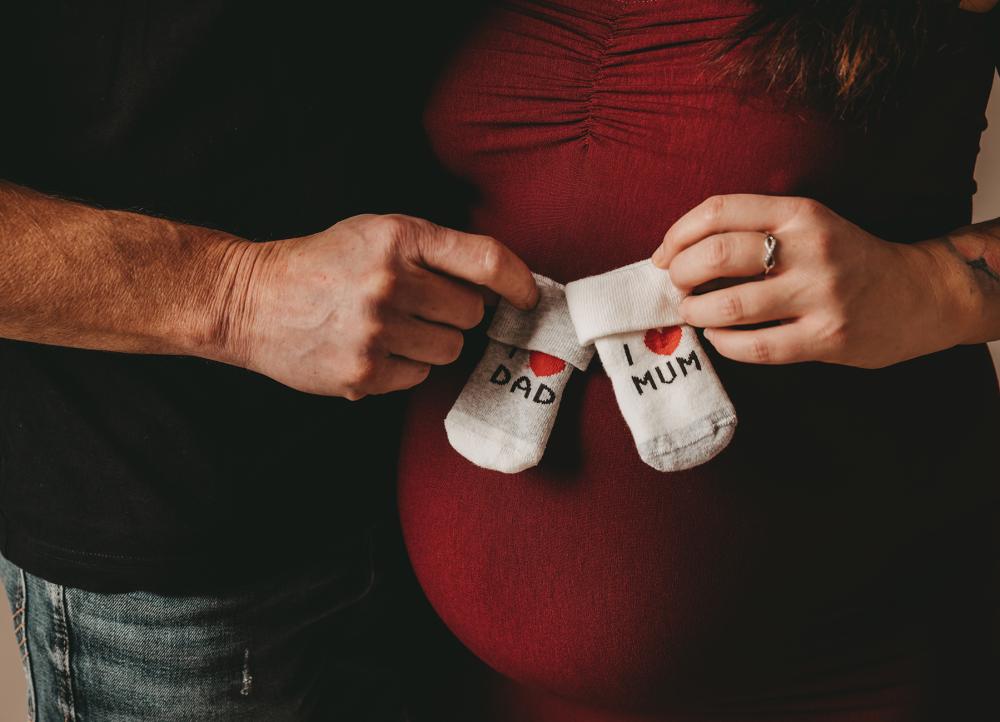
[0,3,481,592]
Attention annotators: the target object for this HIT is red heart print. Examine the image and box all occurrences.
[643,326,683,356]
[529,351,566,377]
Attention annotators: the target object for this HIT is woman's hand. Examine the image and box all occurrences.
[651,194,976,368]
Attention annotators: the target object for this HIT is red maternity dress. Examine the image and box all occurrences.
[398,2,1000,719]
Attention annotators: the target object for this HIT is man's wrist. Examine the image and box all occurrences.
[121,208,272,367]
[187,232,276,369]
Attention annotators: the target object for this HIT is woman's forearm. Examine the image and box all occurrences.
[917,218,1000,347]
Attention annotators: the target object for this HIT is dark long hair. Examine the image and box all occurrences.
[726,0,962,117]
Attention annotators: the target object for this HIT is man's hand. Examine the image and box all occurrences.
[224,214,539,399]
[0,183,536,398]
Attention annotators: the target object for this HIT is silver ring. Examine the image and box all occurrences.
[762,233,778,275]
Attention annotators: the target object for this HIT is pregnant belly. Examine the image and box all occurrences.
[397,340,999,713]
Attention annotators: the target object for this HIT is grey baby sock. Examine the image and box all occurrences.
[445,275,594,474]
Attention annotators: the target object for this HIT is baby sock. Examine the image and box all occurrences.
[445,275,595,474]
[565,260,737,471]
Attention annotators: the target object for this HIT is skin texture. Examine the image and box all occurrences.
[652,194,1000,368]
[0,182,538,400]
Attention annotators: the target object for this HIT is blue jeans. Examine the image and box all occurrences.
[0,529,412,721]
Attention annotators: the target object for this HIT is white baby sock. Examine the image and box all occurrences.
[565,260,737,471]
[445,275,595,473]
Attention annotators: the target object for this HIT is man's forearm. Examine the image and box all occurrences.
[0,181,256,362]
[917,218,1000,347]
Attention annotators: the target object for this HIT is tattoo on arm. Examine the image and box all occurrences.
[925,224,1000,345]
[935,223,1000,344]
[944,229,1000,289]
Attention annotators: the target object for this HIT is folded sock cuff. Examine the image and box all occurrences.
[488,274,595,371]
[564,259,685,346]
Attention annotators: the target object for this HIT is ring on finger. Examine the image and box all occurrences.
[762,232,778,275]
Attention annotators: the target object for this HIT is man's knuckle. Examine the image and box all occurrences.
[371,214,413,249]
[367,268,400,305]
[377,213,408,231]
[364,317,389,344]
[343,387,368,402]
[477,241,502,281]
[347,354,379,388]
[371,214,400,237]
